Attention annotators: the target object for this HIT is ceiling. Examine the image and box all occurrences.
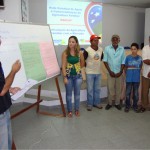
[72,0,150,8]
[65,0,150,8]
[100,0,150,8]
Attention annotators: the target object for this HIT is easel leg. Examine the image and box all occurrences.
[55,77,66,117]
[36,85,41,113]
[12,140,16,150]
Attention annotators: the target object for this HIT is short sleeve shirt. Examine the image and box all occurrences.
[85,46,103,74]
[103,45,125,73]
[125,55,142,82]
[0,62,12,114]
[142,45,150,78]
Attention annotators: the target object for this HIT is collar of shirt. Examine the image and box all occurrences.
[110,44,122,51]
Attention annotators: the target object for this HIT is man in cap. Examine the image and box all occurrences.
[84,35,103,111]
[139,36,150,112]
[103,34,125,110]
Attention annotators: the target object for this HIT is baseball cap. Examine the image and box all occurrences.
[90,35,101,41]
[111,34,120,40]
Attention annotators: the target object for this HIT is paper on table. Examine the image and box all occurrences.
[11,79,38,101]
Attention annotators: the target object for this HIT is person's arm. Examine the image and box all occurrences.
[124,66,127,74]
[143,60,150,65]
[147,71,150,78]
[140,59,143,70]
[83,50,88,60]
[0,60,21,96]
[80,51,85,68]
[104,62,115,77]
[115,49,126,78]
[103,47,115,77]
[119,64,125,74]
[61,51,68,84]
[142,46,150,65]
[80,51,86,81]
[115,64,125,78]
[142,55,150,78]
[121,64,125,72]
[101,52,104,61]
[121,49,126,73]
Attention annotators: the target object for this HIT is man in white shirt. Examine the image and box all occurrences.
[84,35,103,111]
[140,36,150,112]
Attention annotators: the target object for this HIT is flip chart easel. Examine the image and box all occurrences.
[0,21,65,149]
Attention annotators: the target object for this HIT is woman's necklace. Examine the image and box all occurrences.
[70,49,75,56]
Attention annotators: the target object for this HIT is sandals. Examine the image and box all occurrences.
[137,107,146,113]
[67,112,72,118]
[140,107,146,113]
[75,111,80,117]
[67,111,80,117]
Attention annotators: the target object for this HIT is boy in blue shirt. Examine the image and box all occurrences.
[124,43,142,112]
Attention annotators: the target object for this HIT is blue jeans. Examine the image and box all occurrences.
[0,109,12,150]
[86,74,101,106]
[126,82,140,109]
[65,74,82,112]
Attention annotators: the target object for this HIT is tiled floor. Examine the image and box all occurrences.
[11,102,150,149]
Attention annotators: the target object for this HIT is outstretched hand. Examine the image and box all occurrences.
[9,87,21,95]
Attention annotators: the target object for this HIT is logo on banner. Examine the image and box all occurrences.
[84,3,102,36]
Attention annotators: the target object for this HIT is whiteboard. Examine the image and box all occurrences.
[0,22,60,88]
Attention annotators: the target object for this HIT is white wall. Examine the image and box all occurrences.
[0,0,22,22]
[102,4,145,48]
[144,8,150,45]
[29,0,47,24]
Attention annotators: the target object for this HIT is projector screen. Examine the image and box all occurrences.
[47,0,102,45]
